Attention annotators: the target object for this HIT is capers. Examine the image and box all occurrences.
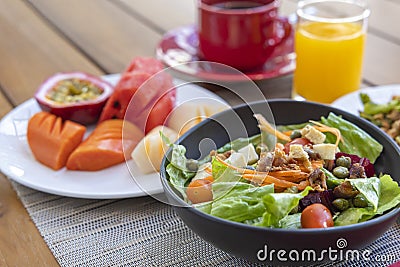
[333,166,350,178]
[290,130,302,140]
[332,198,350,211]
[186,159,199,172]
[336,156,352,168]
[353,194,369,208]
[46,78,103,104]
[256,144,268,155]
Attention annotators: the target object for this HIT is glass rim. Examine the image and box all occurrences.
[198,0,281,15]
[297,0,371,24]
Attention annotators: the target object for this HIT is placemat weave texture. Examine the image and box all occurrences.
[11,181,399,267]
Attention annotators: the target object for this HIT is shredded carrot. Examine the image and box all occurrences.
[243,173,298,188]
[254,114,291,142]
[310,120,343,147]
[204,166,213,174]
[215,155,313,191]
[269,170,309,182]
[215,156,256,174]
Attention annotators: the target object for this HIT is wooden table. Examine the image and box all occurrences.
[1,0,400,265]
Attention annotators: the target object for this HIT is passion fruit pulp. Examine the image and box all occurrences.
[34,72,114,125]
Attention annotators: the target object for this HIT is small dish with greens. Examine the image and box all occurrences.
[165,112,400,229]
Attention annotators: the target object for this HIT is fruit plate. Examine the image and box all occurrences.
[0,74,228,199]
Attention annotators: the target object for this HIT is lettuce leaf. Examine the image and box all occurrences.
[209,183,274,222]
[216,134,261,153]
[166,144,196,200]
[335,175,400,226]
[211,156,242,184]
[376,175,400,214]
[255,186,313,227]
[348,177,381,212]
[321,113,383,163]
[279,213,302,229]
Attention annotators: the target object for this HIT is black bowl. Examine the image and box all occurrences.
[160,100,400,265]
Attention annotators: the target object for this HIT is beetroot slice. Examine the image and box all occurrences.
[335,152,375,177]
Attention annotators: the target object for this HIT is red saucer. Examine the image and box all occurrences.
[156,19,295,82]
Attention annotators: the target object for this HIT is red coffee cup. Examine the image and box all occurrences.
[198,0,285,71]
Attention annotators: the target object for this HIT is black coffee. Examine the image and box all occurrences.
[213,1,264,9]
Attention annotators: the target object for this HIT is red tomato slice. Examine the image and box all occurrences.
[284,137,311,154]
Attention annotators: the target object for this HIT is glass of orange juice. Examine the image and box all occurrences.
[292,0,370,103]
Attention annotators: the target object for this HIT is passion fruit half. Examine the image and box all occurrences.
[34,72,114,125]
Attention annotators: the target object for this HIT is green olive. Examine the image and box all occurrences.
[353,194,369,208]
[186,159,199,172]
[333,166,350,179]
[290,130,302,140]
[336,156,352,168]
[332,198,350,211]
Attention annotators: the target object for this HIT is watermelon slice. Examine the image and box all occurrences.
[99,57,176,133]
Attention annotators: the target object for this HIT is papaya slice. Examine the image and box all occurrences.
[27,111,86,170]
[66,119,144,171]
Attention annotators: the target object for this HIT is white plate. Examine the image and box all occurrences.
[331,84,400,115]
[0,74,228,199]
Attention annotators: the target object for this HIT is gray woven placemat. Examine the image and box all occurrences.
[11,181,399,267]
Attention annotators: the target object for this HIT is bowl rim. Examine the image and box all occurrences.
[160,99,400,233]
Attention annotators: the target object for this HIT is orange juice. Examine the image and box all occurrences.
[293,22,366,103]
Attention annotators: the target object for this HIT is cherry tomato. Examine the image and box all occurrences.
[186,179,213,204]
[284,137,311,154]
[145,89,176,134]
[301,203,334,228]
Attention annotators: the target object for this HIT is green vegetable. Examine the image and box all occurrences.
[255,186,313,228]
[321,113,383,163]
[290,130,302,139]
[217,134,261,153]
[352,194,369,208]
[360,93,400,116]
[336,156,351,168]
[322,167,344,188]
[165,144,196,200]
[348,177,380,212]
[335,175,400,226]
[211,156,242,186]
[333,166,350,178]
[209,183,274,222]
[376,175,400,214]
[332,198,350,211]
[278,213,302,229]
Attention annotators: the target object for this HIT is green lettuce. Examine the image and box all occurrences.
[335,175,400,226]
[166,144,196,200]
[216,134,261,153]
[349,177,381,212]
[279,213,302,229]
[255,186,313,228]
[360,93,400,116]
[321,113,383,163]
[209,183,274,222]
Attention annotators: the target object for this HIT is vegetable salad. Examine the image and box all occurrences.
[360,93,400,145]
[166,113,400,229]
